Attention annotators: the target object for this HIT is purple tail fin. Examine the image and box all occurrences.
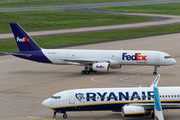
[10,23,41,51]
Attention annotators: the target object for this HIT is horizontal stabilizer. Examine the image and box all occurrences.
[4,52,31,57]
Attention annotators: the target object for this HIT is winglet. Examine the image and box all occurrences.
[154,86,164,120]
[150,74,161,87]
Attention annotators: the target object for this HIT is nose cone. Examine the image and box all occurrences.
[42,99,50,108]
[172,59,177,64]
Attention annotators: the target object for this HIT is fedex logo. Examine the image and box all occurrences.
[17,37,30,42]
[122,53,147,61]
[96,65,105,68]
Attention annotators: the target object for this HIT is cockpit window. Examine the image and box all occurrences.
[164,56,172,59]
[51,96,61,99]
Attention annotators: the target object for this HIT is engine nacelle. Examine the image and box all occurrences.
[121,106,145,117]
[110,65,122,69]
[92,62,110,72]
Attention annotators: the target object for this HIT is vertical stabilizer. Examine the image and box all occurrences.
[10,23,41,51]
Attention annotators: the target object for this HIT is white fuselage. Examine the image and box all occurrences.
[42,49,176,66]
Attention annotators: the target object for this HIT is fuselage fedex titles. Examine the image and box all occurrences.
[122,53,147,61]
[9,23,177,74]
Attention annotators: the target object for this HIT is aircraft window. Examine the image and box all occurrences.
[160,95,161,98]
[175,95,176,97]
[97,97,99,99]
[51,96,61,99]
[178,95,179,97]
[168,95,170,97]
[172,95,173,97]
[164,56,172,59]
[162,95,164,98]
[165,95,167,97]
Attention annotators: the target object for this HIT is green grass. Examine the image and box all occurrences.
[99,2,180,15]
[0,0,153,8]
[0,10,151,33]
[1,24,180,53]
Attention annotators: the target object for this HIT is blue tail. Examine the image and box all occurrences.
[10,23,41,51]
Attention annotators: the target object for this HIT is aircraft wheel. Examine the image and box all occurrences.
[63,114,67,119]
[153,72,157,75]
[86,71,90,74]
[81,70,86,74]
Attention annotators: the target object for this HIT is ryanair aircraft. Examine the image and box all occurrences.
[42,75,180,119]
[9,23,176,75]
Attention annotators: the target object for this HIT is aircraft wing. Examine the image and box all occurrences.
[128,102,180,110]
[62,59,109,64]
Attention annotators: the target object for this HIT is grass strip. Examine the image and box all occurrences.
[98,2,180,15]
[1,24,180,53]
[0,0,153,9]
[0,10,151,33]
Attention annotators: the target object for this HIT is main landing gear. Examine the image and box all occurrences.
[153,66,160,75]
[81,65,97,74]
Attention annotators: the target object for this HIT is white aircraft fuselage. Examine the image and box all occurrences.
[43,87,180,112]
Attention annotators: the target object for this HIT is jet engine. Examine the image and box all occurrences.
[92,62,110,72]
[110,65,122,69]
[121,106,145,117]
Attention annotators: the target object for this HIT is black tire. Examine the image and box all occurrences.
[63,114,67,119]
[81,70,85,74]
[153,72,157,75]
[86,71,90,74]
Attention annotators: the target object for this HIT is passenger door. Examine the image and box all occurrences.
[69,92,75,104]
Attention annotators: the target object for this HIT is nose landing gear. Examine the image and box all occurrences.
[153,66,160,75]
[53,110,67,119]
[53,110,56,118]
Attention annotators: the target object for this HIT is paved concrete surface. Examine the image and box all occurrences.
[1,0,180,40]
[0,32,180,120]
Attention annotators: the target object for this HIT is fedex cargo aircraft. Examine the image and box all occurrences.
[9,23,176,74]
[42,75,179,119]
